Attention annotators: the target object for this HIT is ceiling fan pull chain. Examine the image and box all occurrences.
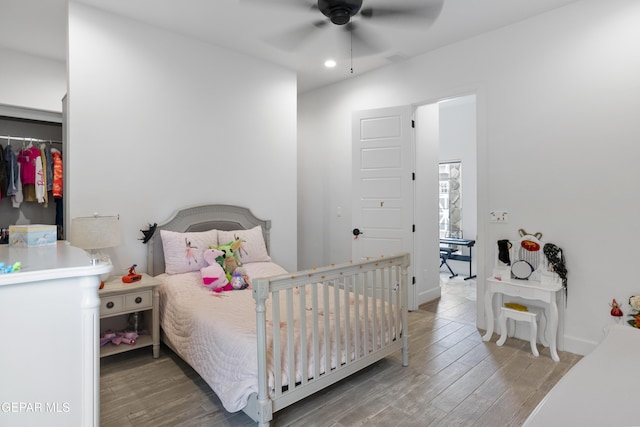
[350,28,354,74]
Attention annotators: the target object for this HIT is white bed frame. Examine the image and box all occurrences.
[147,204,410,426]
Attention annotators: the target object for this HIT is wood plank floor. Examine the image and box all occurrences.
[101,275,582,426]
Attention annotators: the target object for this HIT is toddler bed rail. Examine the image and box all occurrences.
[248,253,410,426]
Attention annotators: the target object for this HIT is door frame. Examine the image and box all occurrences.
[412,93,482,318]
[350,90,486,324]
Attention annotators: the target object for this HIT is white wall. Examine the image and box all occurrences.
[298,0,640,354]
[0,46,66,113]
[68,3,298,273]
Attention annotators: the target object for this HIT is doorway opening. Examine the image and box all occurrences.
[414,94,477,314]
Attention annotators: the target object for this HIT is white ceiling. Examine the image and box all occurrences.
[1,0,580,93]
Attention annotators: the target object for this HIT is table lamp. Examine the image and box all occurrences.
[70,214,121,287]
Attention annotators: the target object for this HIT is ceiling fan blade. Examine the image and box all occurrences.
[239,0,317,13]
[343,22,387,58]
[360,0,444,27]
[264,20,327,52]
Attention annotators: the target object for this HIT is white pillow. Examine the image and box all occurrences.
[218,226,270,264]
[160,229,219,274]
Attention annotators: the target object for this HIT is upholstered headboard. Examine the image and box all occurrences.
[146,204,271,276]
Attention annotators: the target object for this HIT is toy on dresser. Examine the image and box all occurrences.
[122,264,142,283]
[493,229,544,281]
[493,229,567,292]
[0,262,21,274]
[511,229,544,281]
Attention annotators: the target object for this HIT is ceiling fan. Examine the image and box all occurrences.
[242,0,444,56]
[316,0,438,26]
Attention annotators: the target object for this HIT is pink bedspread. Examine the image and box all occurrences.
[158,262,288,412]
[158,261,399,413]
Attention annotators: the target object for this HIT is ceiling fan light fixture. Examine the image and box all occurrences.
[318,0,363,25]
[324,59,337,68]
[330,8,351,25]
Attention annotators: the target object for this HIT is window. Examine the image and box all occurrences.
[439,161,462,239]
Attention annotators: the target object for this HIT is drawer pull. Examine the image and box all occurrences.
[106,301,114,309]
[135,297,142,304]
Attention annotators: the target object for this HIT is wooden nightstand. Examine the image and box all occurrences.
[99,273,160,358]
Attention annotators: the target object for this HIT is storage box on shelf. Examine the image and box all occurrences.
[8,224,57,247]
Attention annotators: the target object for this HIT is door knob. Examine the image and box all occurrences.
[352,228,363,237]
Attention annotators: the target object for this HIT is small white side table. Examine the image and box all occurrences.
[484,276,563,362]
[99,273,160,358]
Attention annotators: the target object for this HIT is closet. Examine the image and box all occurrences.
[0,114,64,244]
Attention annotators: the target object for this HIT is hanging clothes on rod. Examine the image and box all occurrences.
[2,143,22,206]
[17,142,40,203]
[1,131,64,241]
[0,135,62,145]
[51,148,63,199]
[0,136,63,206]
[0,145,7,200]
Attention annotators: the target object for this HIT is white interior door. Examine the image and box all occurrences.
[352,105,415,307]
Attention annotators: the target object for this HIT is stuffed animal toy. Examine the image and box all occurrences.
[223,256,239,279]
[212,238,244,281]
[236,266,251,288]
[201,249,232,292]
[100,330,138,346]
[230,267,250,290]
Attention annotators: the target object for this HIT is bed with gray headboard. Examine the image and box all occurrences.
[147,203,410,426]
[147,204,270,277]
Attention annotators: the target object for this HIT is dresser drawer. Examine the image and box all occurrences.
[124,290,152,311]
[100,295,124,316]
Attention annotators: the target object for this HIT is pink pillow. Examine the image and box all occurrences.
[160,229,218,274]
[218,226,270,264]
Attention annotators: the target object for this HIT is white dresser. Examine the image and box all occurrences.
[0,242,111,427]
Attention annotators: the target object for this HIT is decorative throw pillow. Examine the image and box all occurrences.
[218,226,270,264]
[160,229,219,274]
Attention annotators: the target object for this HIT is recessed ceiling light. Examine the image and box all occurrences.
[324,59,337,68]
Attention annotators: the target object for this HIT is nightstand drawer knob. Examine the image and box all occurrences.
[106,301,114,309]
[135,297,142,304]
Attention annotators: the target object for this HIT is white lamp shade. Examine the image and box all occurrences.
[70,215,122,250]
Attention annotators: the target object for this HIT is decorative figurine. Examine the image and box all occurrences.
[122,264,142,283]
[610,298,623,318]
[139,223,157,244]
